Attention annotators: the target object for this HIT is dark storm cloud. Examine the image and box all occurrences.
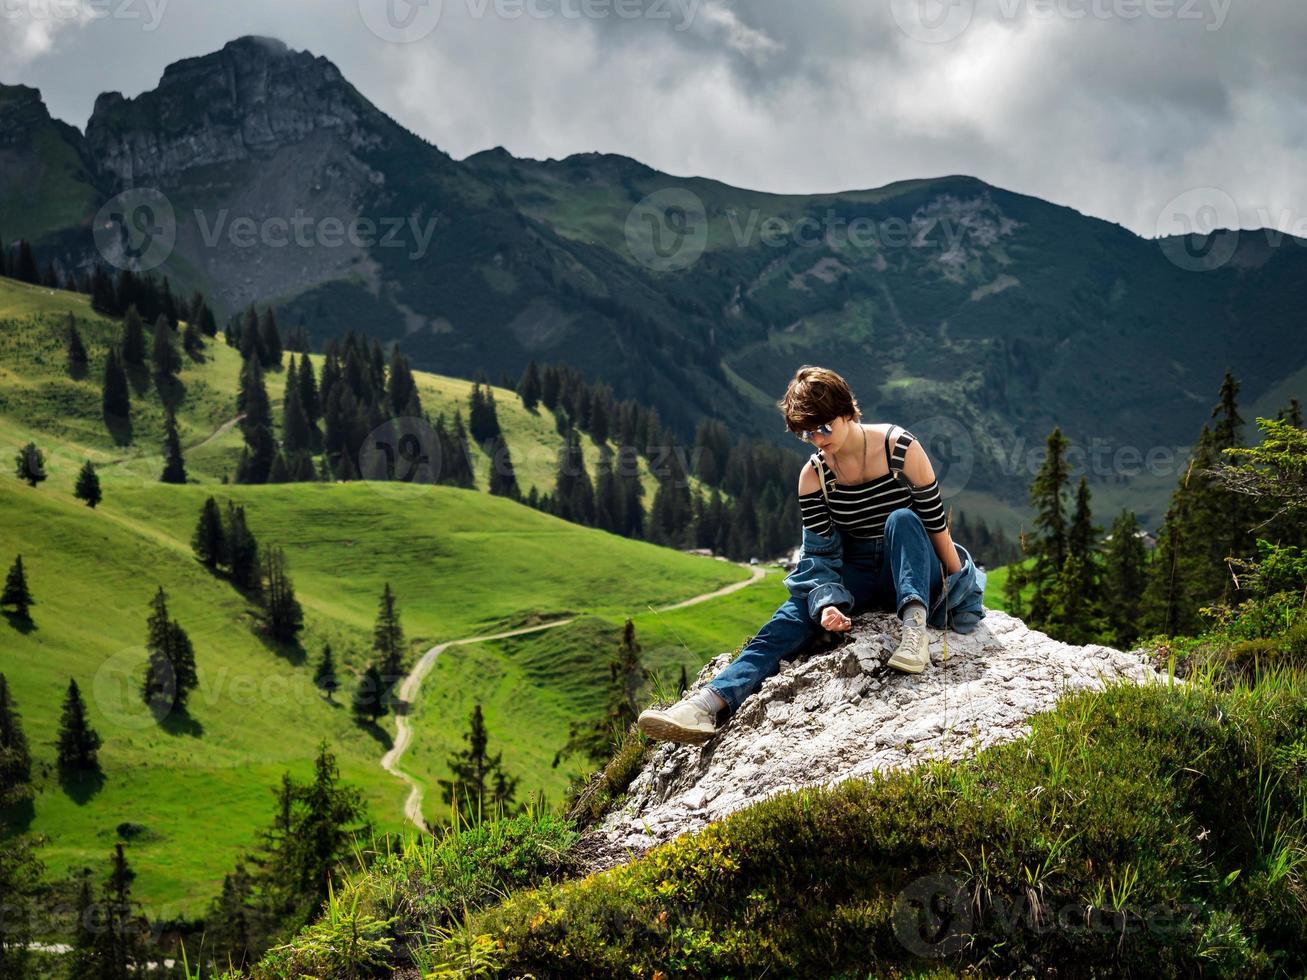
[1,0,1303,236]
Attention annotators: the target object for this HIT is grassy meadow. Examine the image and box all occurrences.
[0,278,768,923]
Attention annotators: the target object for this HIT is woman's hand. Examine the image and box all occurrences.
[820,605,853,631]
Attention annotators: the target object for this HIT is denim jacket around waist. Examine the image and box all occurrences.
[783,523,987,633]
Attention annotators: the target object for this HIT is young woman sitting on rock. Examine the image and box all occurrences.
[638,365,983,744]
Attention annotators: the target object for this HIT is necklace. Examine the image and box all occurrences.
[824,422,867,485]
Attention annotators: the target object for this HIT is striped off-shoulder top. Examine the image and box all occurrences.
[798,425,948,538]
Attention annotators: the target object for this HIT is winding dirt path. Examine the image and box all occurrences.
[187,412,246,452]
[103,412,245,467]
[380,563,768,831]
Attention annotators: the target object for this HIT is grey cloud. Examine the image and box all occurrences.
[3,0,1304,236]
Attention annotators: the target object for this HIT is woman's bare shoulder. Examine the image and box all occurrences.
[797,457,822,495]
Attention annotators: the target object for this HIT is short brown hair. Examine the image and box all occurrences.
[778,365,861,434]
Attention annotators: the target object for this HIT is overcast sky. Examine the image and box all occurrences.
[3,0,1304,238]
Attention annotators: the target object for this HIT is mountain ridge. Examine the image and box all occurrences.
[2,36,1304,529]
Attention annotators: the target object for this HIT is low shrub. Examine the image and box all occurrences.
[432,672,1307,978]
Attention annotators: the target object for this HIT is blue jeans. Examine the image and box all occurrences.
[707,508,944,712]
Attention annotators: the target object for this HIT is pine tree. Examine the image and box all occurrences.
[141,587,198,714]
[1141,477,1198,638]
[1102,509,1149,648]
[0,673,33,806]
[90,264,116,315]
[0,833,43,976]
[236,357,276,484]
[1,555,33,618]
[160,409,186,484]
[13,442,46,487]
[1205,370,1254,604]
[239,306,263,363]
[594,453,620,532]
[553,429,595,525]
[291,450,317,482]
[372,583,405,707]
[314,643,339,702]
[351,662,386,723]
[439,704,519,824]
[160,276,178,327]
[468,376,503,445]
[1060,475,1104,634]
[121,307,146,368]
[386,346,420,418]
[199,302,218,339]
[67,872,99,978]
[517,359,542,410]
[151,313,181,380]
[56,678,102,775]
[281,375,312,455]
[290,739,371,903]
[74,460,102,508]
[486,433,520,499]
[261,546,304,643]
[297,352,321,428]
[450,410,475,487]
[1142,375,1256,636]
[66,315,88,373]
[204,862,256,971]
[223,502,260,590]
[207,742,371,964]
[259,307,282,369]
[248,773,297,902]
[1026,427,1071,628]
[191,496,226,569]
[608,618,648,735]
[181,317,203,357]
[102,346,130,428]
[336,444,359,481]
[553,619,648,770]
[90,843,149,978]
[617,445,645,538]
[266,451,291,484]
[15,241,38,284]
[1044,554,1109,645]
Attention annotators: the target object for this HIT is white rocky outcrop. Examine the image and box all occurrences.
[577,609,1168,873]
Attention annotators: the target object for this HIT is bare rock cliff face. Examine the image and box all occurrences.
[578,609,1167,873]
[0,84,53,145]
[84,36,389,188]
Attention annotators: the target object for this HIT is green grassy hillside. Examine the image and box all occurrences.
[0,277,698,508]
[0,278,769,924]
[404,568,790,826]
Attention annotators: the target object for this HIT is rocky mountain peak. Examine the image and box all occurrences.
[0,84,52,145]
[84,35,389,188]
[575,609,1167,874]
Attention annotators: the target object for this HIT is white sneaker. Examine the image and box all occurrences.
[638,697,718,744]
[887,610,930,674]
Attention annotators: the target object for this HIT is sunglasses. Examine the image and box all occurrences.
[796,421,835,443]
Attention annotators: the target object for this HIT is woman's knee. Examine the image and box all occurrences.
[885,507,925,536]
